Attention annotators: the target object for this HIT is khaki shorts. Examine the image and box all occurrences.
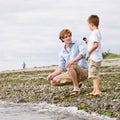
[88,59,102,79]
[52,64,88,86]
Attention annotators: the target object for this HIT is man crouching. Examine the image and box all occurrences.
[47,29,88,96]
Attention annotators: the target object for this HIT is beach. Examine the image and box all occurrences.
[0,58,120,120]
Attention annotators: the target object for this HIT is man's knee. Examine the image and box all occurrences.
[50,77,59,86]
[67,64,76,71]
[50,77,72,86]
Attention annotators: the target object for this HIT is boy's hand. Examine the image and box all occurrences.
[88,50,91,58]
[83,37,88,44]
[83,37,87,41]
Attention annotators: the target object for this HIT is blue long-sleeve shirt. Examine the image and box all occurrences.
[58,40,88,71]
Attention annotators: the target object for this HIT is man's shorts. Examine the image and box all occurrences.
[53,64,88,86]
[88,59,102,79]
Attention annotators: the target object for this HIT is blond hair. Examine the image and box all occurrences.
[59,29,72,42]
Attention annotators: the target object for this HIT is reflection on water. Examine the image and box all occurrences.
[0,101,116,120]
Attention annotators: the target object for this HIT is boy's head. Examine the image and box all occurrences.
[59,29,72,42]
[87,15,99,27]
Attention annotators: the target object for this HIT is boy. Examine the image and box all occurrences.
[84,15,103,95]
[47,29,88,96]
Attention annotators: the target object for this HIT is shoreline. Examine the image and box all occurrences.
[0,100,116,120]
[1,58,120,74]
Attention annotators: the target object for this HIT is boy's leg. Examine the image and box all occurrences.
[88,59,95,94]
[93,78,101,95]
[88,59,102,95]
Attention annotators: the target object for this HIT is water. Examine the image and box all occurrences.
[0,101,52,120]
[0,101,116,120]
[0,0,120,71]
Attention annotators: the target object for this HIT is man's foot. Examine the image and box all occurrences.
[69,90,80,96]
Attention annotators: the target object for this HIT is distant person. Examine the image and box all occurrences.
[22,61,26,69]
[47,29,88,96]
[83,15,103,96]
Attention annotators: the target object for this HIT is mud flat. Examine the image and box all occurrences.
[0,58,120,119]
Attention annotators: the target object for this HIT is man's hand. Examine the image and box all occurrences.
[65,60,73,68]
[47,74,54,80]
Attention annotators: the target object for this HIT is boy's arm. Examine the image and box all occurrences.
[88,42,99,57]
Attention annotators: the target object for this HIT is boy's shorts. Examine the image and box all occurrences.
[52,64,88,86]
[88,59,102,79]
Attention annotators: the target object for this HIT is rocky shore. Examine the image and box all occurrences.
[0,58,120,120]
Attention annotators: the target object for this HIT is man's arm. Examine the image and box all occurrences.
[72,54,83,63]
[65,55,83,68]
[47,67,63,80]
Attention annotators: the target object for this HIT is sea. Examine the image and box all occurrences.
[0,101,116,120]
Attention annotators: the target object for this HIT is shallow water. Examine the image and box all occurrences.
[0,101,116,120]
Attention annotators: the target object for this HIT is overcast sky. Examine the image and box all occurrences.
[0,0,120,70]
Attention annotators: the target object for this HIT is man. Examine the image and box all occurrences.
[47,29,88,96]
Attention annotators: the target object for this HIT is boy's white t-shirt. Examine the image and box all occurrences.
[88,29,103,62]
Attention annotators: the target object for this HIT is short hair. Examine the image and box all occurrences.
[87,15,99,27]
[59,29,72,42]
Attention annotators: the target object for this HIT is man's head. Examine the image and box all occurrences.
[59,29,72,42]
[87,15,99,28]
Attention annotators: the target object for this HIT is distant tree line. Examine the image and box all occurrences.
[102,49,120,59]
[102,49,110,58]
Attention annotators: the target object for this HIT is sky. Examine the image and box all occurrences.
[0,0,120,70]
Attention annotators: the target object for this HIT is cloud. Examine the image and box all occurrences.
[0,0,120,70]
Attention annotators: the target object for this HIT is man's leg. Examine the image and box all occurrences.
[51,72,72,86]
[67,64,80,91]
